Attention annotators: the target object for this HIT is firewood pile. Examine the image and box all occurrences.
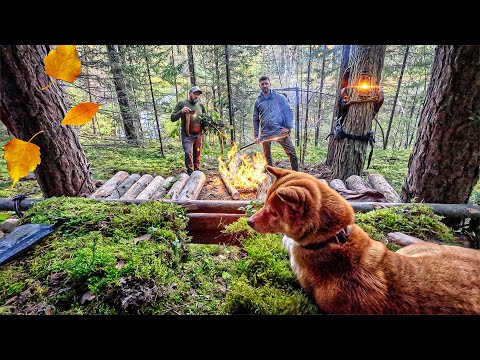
[90,170,401,204]
[254,172,401,203]
[89,170,206,201]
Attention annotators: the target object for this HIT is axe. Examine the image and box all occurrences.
[238,133,289,152]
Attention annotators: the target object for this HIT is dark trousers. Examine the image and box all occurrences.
[181,133,203,175]
[262,134,298,171]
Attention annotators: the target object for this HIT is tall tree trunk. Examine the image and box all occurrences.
[144,48,164,156]
[171,47,179,103]
[326,45,350,166]
[331,45,387,181]
[270,45,283,87]
[224,45,234,142]
[214,45,223,118]
[300,45,312,165]
[106,45,139,145]
[315,45,327,147]
[404,86,419,148]
[0,45,95,197]
[384,45,410,149]
[187,45,196,86]
[401,45,480,205]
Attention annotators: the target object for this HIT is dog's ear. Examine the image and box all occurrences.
[276,186,306,212]
[266,165,291,179]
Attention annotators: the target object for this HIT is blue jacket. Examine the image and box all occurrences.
[253,90,293,139]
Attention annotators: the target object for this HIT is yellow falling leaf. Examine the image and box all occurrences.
[3,131,43,188]
[44,45,81,85]
[61,102,102,126]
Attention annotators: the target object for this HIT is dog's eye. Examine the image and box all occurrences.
[269,208,278,217]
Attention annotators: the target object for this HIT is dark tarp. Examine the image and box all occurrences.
[0,219,64,267]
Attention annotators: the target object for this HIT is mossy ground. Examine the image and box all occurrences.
[0,135,477,315]
[0,196,461,315]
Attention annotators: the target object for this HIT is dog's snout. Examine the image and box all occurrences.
[247,217,255,228]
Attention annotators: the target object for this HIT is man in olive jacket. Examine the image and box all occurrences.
[171,86,206,175]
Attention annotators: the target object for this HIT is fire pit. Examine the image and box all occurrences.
[218,143,267,200]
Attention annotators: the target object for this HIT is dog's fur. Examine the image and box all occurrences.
[247,165,480,314]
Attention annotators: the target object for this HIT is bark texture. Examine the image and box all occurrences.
[0,45,95,197]
[401,45,480,204]
[331,45,387,180]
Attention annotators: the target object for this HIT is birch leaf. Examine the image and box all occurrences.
[61,102,101,126]
[44,45,81,83]
[3,133,43,189]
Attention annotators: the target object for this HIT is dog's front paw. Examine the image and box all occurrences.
[282,235,295,254]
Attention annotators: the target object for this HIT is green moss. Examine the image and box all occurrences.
[355,203,457,251]
[223,276,318,315]
[0,198,320,315]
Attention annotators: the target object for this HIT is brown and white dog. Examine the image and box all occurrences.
[247,165,480,314]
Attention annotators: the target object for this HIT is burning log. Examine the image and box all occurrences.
[177,171,206,201]
[219,170,240,200]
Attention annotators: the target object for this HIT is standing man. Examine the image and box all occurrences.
[171,86,206,175]
[253,75,298,171]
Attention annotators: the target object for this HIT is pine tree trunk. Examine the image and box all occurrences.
[401,45,480,204]
[224,45,235,142]
[384,45,410,149]
[326,45,350,166]
[314,45,327,147]
[187,45,196,86]
[214,45,223,118]
[331,45,387,181]
[0,45,95,197]
[106,45,139,145]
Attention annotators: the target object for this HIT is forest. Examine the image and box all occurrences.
[0,44,478,315]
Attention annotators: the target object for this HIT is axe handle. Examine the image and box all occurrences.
[185,112,190,137]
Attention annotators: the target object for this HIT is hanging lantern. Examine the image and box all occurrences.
[357,69,373,98]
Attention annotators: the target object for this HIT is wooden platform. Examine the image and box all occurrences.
[89,170,206,202]
[88,170,403,204]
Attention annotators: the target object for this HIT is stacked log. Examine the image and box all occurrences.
[120,174,154,200]
[177,171,207,201]
[106,174,141,199]
[89,171,129,198]
[166,173,190,200]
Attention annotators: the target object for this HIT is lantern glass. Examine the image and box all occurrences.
[358,72,372,97]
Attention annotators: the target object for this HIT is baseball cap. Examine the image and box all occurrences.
[189,86,203,94]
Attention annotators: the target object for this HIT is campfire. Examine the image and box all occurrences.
[218,142,267,199]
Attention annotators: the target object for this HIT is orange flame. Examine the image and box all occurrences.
[218,142,267,190]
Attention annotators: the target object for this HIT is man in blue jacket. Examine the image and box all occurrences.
[253,75,298,171]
